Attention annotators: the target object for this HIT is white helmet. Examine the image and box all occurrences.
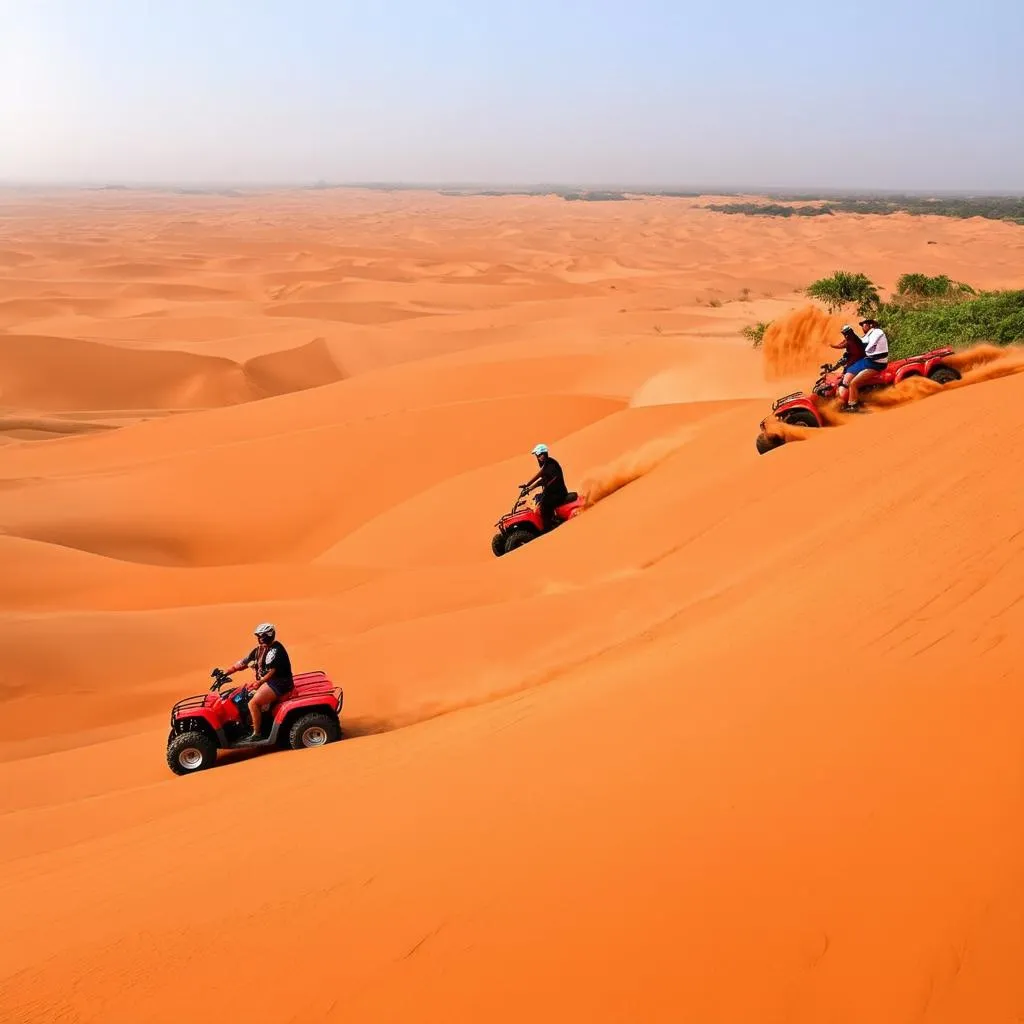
[254,622,276,643]
[531,443,549,456]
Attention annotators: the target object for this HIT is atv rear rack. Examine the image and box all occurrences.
[297,680,343,699]
[771,391,804,412]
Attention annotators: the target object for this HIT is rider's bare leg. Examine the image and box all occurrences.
[248,683,277,738]
[847,368,878,407]
[838,372,853,405]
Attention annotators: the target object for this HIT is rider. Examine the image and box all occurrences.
[842,318,890,411]
[219,622,294,742]
[832,324,867,407]
[522,443,569,532]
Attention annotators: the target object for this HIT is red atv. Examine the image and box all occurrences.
[491,485,585,556]
[166,667,343,776]
[755,346,961,454]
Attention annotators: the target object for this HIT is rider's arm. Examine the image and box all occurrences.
[256,665,277,686]
[522,470,542,489]
[863,328,887,358]
[223,653,254,676]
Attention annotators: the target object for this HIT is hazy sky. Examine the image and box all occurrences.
[2,0,1023,190]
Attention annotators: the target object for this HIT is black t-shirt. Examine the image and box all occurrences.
[245,641,294,691]
[539,457,568,500]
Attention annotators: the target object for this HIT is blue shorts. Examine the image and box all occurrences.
[847,356,887,376]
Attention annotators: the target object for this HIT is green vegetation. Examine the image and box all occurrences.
[707,202,832,218]
[741,321,771,348]
[805,271,881,316]
[894,273,974,299]
[707,194,1024,225]
[794,270,1024,359]
[339,185,1024,223]
[883,289,1024,358]
[562,190,628,202]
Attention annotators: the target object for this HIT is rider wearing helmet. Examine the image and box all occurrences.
[219,622,294,742]
[522,443,570,532]
[832,324,867,364]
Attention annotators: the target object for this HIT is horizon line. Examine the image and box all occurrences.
[2,179,1023,199]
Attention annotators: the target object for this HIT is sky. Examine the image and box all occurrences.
[1,0,1023,191]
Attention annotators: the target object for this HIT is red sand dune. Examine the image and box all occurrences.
[1,189,1023,1023]
[0,332,257,410]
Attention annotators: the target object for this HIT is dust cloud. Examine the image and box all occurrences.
[580,429,696,507]
[761,305,846,379]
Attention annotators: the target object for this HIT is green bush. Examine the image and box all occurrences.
[797,270,1024,359]
[880,289,1024,358]
[805,271,881,315]
[741,321,771,347]
[895,273,975,299]
[994,308,1024,342]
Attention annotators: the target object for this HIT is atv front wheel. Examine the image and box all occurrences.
[167,730,218,776]
[503,528,536,553]
[755,432,783,455]
[288,712,341,751]
[491,533,506,557]
[928,365,961,385]
[781,409,820,429]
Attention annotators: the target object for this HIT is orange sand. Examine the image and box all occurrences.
[2,188,1024,1023]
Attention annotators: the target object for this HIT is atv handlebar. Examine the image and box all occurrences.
[210,668,255,699]
[209,668,234,692]
[501,487,537,520]
[812,357,846,391]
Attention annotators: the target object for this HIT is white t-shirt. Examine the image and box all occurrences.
[863,327,889,361]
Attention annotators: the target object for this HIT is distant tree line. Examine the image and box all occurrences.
[708,195,1024,225]
[708,202,833,218]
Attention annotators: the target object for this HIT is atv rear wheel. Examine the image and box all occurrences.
[756,432,784,455]
[928,365,961,385]
[288,711,341,751]
[781,409,820,429]
[491,533,506,557]
[167,730,217,776]
[503,528,536,553]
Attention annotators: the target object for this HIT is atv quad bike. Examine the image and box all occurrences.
[491,485,585,556]
[755,345,961,454]
[166,667,343,775]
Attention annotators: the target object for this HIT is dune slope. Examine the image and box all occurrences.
[3,371,1023,1024]
[1,190,1022,1023]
